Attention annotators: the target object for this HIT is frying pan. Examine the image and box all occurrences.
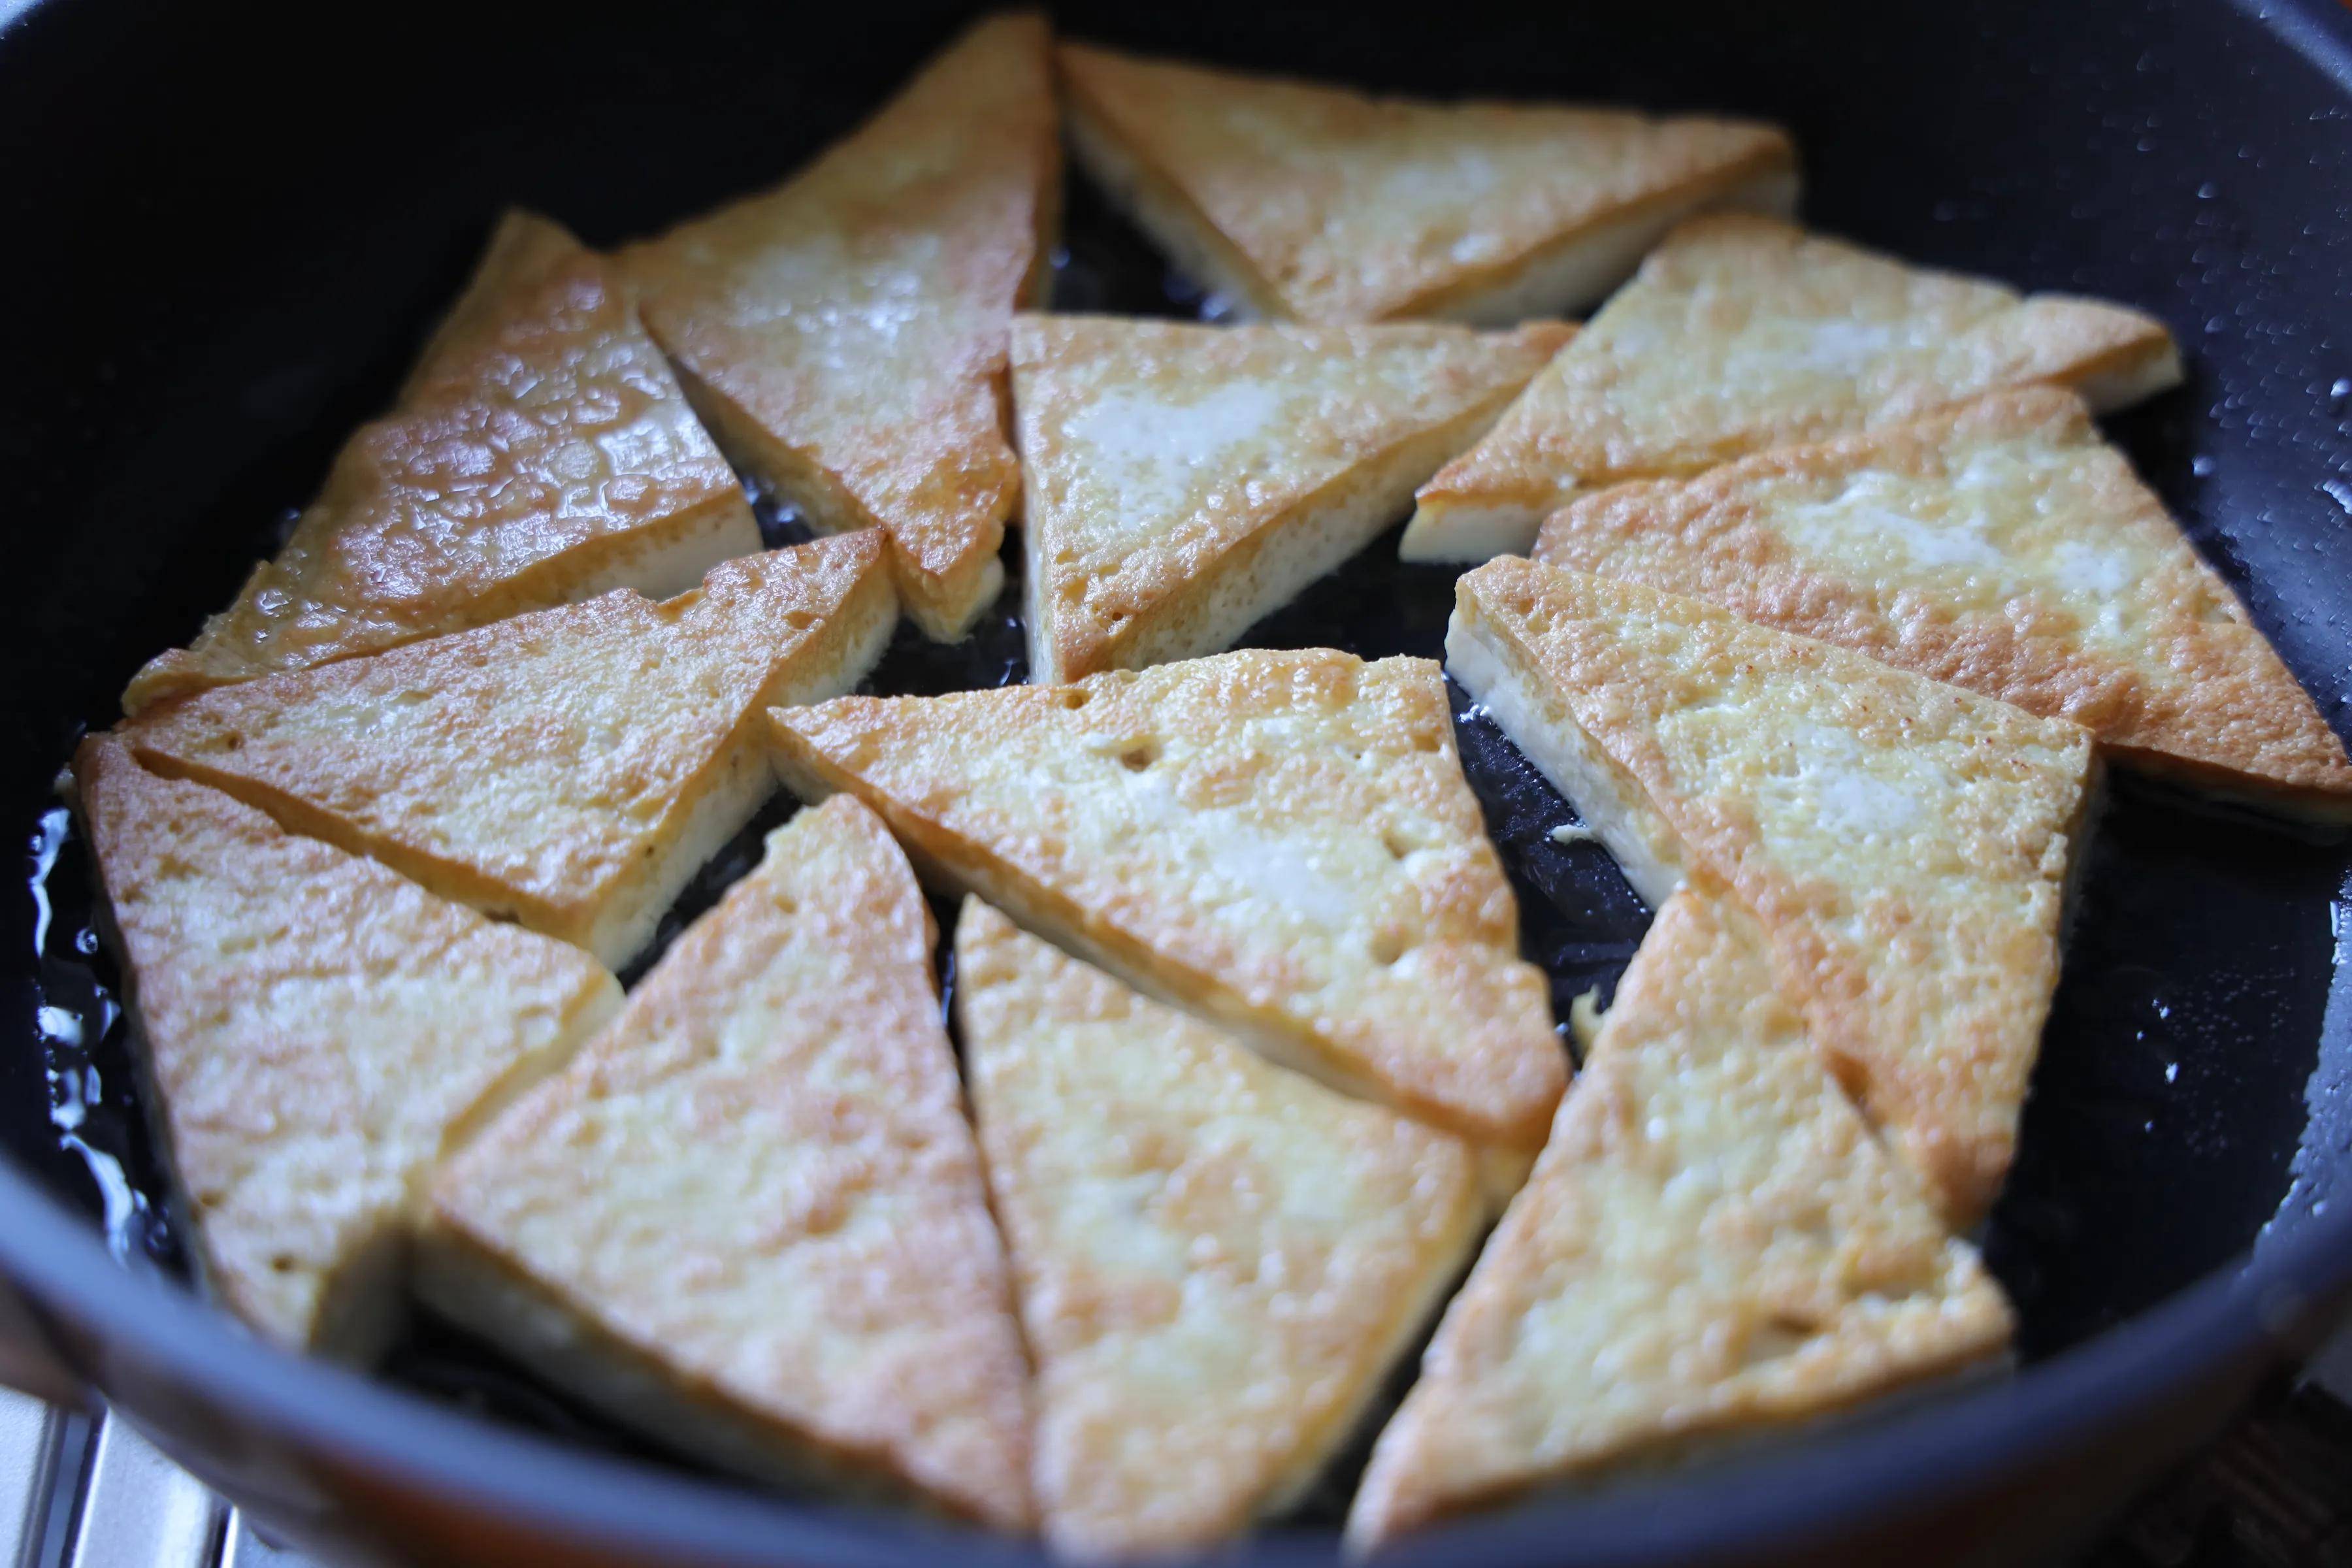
[3,0,2351,1561]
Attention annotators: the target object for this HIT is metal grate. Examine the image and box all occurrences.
[0,1389,318,1568]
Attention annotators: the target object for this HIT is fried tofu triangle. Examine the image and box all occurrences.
[124,211,757,714]
[1347,881,2011,1551]
[1059,41,1796,325]
[421,797,1035,1529]
[1533,387,2352,813]
[955,900,1481,1558]
[123,535,895,972]
[74,736,620,1359]
[1448,559,2097,1226]
[1013,314,1573,683]
[1405,214,2183,562]
[621,13,1059,641]
[768,648,1567,1156]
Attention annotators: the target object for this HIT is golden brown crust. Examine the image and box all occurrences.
[429,798,1033,1529]
[768,648,1566,1149]
[1347,881,2011,1548]
[1058,42,1795,324]
[1451,559,2096,1224]
[619,14,1058,640]
[73,736,619,1354]
[124,212,754,713]
[1409,214,2182,559]
[955,900,1481,1557]
[122,534,895,970]
[1532,387,2352,804]
[1011,313,1573,680]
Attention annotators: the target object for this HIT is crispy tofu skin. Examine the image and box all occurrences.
[421,797,1034,1529]
[619,14,1059,641]
[767,648,1567,1153]
[1058,41,1796,325]
[955,900,1482,1557]
[122,535,896,972]
[1405,214,2183,562]
[1012,314,1573,683]
[1448,559,2097,1226]
[1531,386,2352,812]
[1347,881,2010,1549]
[73,736,619,1359]
[124,211,757,714]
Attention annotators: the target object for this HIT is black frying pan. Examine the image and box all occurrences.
[3,0,2350,1562]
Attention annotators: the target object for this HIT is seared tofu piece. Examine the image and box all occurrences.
[1347,880,2010,1549]
[1060,41,1795,325]
[1012,313,1571,683]
[422,797,1034,1529]
[1532,386,2352,813]
[768,648,1566,1161]
[1448,557,2097,1224]
[955,900,1481,1559]
[1405,214,2181,562]
[73,736,619,1358]
[125,211,757,713]
[620,14,1058,640]
[124,535,895,972]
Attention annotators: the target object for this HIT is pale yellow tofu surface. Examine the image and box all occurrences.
[1347,881,2010,1548]
[1533,386,2352,809]
[1060,41,1796,325]
[123,535,896,971]
[1449,559,2096,1224]
[620,14,1059,640]
[1405,214,2183,561]
[73,736,620,1358]
[769,647,1566,1152]
[1012,313,1573,682]
[423,796,1034,1529]
[956,900,1482,1557]
[125,212,757,713]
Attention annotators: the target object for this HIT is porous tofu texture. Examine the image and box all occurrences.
[620,14,1058,640]
[956,900,1481,1557]
[424,797,1034,1529]
[1059,41,1795,325]
[1404,214,2181,561]
[124,534,896,972]
[1347,882,2011,1548]
[1013,313,1571,682]
[769,647,1567,1152]
[1449,558,2096,1226]
[124,212,756,713]
[74,736,619,1358]
[1531,386,2352,809]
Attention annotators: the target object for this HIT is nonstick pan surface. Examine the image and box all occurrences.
[1,0,2351,1563]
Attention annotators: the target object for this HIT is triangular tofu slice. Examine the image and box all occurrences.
[123,534,895,972]
[421,797,1033,1529]
[123,211,759,714]
[1014,314,1575,683]
[768,649,1566,1154]
[1346,881,2011,1550]
[1448,559,2096,1225]
[73,736,620,1358]
[619,14,1058,642]
[1403,214,2184,561]
[955,900,1482,1557]
[1534,387,2352,813]
[1059,41,1797,326]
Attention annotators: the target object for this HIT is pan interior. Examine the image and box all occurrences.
[2,0,2349,1538]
